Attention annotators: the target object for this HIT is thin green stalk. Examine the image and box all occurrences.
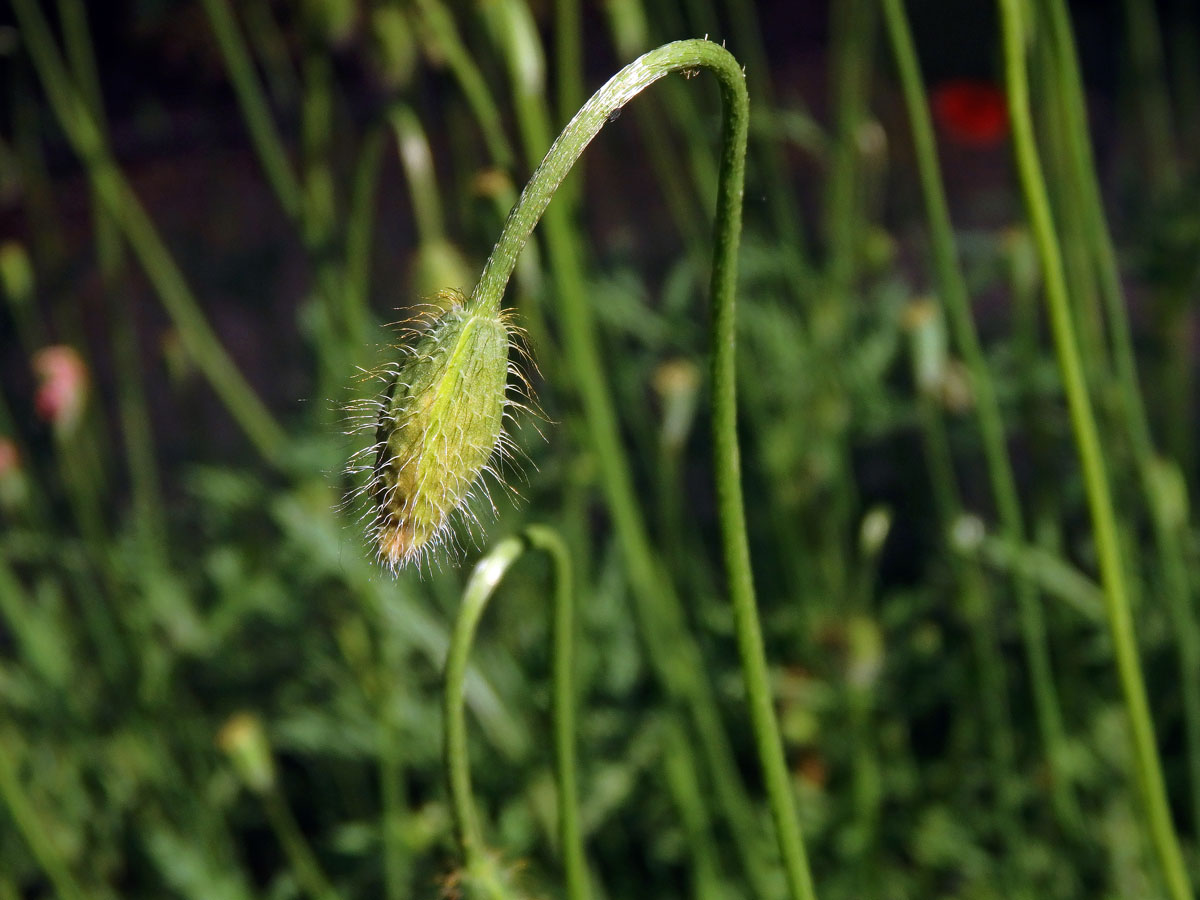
[907,344,1019,831]
[880,0,1081,832]
[554,0,584,166]
[0,731,88,900]
[998,3,1193,897]
[1118,0,1192,475]
[1041,0,1200,834]
[601,1,720,214]
[469,39,816,900]
[814,0,875,604]
[12,0,286,461]
[11,60,65,268]
[1121,0,1179,198]
[1167,0,1200,150]
[298,49,355,400]
[345,125,386,348]
[202,0,352,395]
[824,0,875,303]
[445,527,588,900]
[261,790,343,900]
[1032,28,1109,389]
[661,721,727,900]
[410,0,516,170]
[600,7,709,258]
[58,0,169,561]
[243,0,300,106]
[371,604,412,900]
[389,106,448,246]
[199,0,302,218]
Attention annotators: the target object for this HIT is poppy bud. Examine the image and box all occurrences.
[347,291,524,571]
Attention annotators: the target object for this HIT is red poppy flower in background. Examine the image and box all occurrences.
[931,79,1009,148]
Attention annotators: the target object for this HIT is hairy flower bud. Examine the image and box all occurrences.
[347,291,526,572]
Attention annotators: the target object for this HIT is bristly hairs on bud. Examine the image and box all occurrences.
[344,288,537,574]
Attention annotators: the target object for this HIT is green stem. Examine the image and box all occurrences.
[880,0,1081,832]
[998,3,1193,897]
[345,125,386,348]
[199,0,303,218]
[469,39,816,900]
[202,0,351,394]
[661,721,726,900]
[59,0,169,567]
[12,0,287,461]
[554,0,584,130]
[411,0,516,170]
[1041,0,1200,834]
[0,731,88,900]
[262,790,343,900]
[1121,0,1179,198]
[444,527,589,899]
[389,106,447,246]
[908,347,1019,834]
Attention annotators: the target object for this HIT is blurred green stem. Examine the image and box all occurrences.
[389,106,447,246]
[262,789,343,900]
[345,125,386,347]
[999,2,1193,897]
[13,0,287,461]
[202,0,354,402]
[527,525,589,900]
[909,364,1019,832]
[58,0,169,565]
[880,0,1081,832]
[0,731,88,900]
[1042,0,1200,836]
[1121,0,1179,197]
[661,722,726,900]
[411,0,516,169]
[199,0,302,218]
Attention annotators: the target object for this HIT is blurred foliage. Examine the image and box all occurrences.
[2,0,1200,898]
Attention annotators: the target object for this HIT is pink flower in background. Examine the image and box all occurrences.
[931,79,1009,148]
[33,345,88,432]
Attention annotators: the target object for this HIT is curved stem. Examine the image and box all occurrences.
[486,23,775,897]
[468,39,816,900]
[998,3,1193,898]
[444,527,588,900]
[473,41,735,317]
